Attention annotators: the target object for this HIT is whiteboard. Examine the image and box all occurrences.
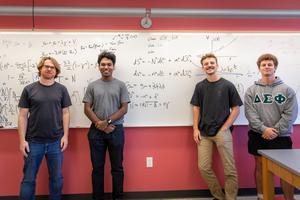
[1,32,300,128]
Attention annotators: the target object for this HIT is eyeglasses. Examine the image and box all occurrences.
[43,65,56,70]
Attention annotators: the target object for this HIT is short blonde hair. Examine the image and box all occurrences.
[37,56,61,78]
[200,53,218,66]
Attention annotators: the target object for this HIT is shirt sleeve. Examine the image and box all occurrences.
[229,83,243,107]
[274,87,298,134]
[18,87,30,108]
[61,86,72,108]
[244,87,267,133]
[120,82,130,104]
[82,84,93,104]
[190,84,200,106]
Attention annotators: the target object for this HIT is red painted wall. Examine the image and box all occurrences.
[1,0,300,196]
[1,127,300,195]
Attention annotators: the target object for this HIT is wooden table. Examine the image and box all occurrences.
[258,149,300,200]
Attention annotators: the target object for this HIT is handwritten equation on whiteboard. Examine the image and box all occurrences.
[1,32,300,128]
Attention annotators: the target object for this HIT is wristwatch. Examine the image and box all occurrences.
[107,118,112,125]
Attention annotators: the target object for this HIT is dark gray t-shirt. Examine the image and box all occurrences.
[83,78,130,125]
[190,78,243,136]
[18,81,72,143]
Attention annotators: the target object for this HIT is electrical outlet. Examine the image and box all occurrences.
[146,157,153,168]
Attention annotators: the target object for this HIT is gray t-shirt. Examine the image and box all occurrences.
[83,78,130,125]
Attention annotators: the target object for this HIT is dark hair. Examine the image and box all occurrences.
[97,51,116,65]
[200,53,218,65]
[257,53,278,69]
[37,56,61,78]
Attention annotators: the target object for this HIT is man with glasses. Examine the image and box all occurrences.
[18,56,71,200]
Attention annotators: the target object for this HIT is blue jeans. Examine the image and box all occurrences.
[19,140,63,200]
[88,124,125,200]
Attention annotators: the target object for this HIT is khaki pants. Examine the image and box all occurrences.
[197,129,238,200]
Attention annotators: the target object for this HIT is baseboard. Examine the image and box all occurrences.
[0,188,297,199]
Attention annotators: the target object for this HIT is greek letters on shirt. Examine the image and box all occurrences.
[254,93,287,105]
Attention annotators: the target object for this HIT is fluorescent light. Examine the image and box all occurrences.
[232,32,300,36]
[0,31,56,35]
[59,32,134,35]
[149,32,228,36]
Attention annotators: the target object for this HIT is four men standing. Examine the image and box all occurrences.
[17,52,298,200]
